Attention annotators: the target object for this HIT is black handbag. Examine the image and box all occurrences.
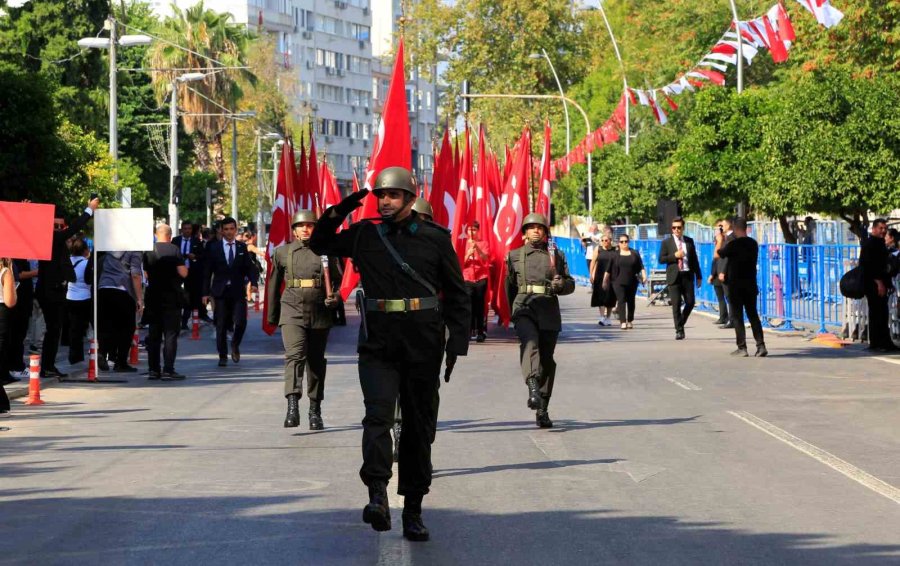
[839,266,865,299]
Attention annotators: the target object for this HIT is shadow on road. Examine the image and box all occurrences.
[0,494,896,565]
[440,416,701,434]
[432,457,621,479]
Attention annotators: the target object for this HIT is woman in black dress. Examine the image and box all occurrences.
[590,234,617,326]
[603,234,646,329]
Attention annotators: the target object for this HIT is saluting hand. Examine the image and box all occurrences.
[333,189,370,217]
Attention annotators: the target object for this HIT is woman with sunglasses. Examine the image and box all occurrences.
[589,233,617,326]
[602,234,646,329]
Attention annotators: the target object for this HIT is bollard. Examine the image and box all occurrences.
[24,355,44,405]
[129,330,139,365]
[87,340,97,382]
[773,273,784,318]
[191,310,200,340]
[253,291,260,312]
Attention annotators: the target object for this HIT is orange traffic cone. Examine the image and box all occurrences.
[87,340,97,382]
[191,309,200,340]
[129,330,139,365]
[24,355,44,406]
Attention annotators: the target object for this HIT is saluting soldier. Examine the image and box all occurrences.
[266,210,342,430]
[311,167,470,542]
[506,213,575,428]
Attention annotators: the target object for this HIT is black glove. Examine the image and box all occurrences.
[324,294,341,309]
[443,352,458,383]
[333,189,370,217]
[550,275,564,293]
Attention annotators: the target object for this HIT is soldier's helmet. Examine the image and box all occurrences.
[521,213,549,233]
[412,199,434,219]
[374,166,417,195]
[291,209,318,228]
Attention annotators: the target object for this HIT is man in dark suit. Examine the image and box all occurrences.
[37,197,99,378]
[859,218,896,352]
[658,216,702,340]
[172,220,206,328]
[203,217,259,367]
[717,217,767,357]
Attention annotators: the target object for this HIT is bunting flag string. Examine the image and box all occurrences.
[551,0,844,176]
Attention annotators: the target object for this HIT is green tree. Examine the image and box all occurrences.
[148,1,255,179]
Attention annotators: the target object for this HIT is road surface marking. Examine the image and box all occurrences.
[530,433,570,462]
[728,410,900,505]
[665,377,702,391]
[377,461,409,566]
[874,356,900,367]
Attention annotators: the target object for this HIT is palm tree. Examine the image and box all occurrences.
[148,1,255,180]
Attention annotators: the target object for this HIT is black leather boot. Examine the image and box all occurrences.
[283,394,300,428]
[536,397,553,428]
[362,481,391,532]
[308,400,324,430]
[402,494,429,542]
[525,377,541,410]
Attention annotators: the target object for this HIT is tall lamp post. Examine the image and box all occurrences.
[78,17,152,205]
[257,131,283,251]
[168,72,207,229]
[596,0,630,156]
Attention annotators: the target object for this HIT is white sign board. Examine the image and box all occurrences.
[94,208,155,252]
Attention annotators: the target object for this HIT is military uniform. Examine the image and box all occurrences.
[506,214,575,427]
[310,167,469,541]
[266,211,341,429]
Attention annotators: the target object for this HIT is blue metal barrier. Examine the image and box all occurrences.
[555,236,859,332]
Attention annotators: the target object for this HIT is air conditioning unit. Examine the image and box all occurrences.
[339,1,348,8]
[326,67,336,75]
[350,106,356,113]
[358,39,365,49]
[363,140,368,148]
[364,107,370,115]
[311,103,319,111]
[302,31,313,40]
[305,60,313,69]
[349,138,355,145]
[363,6,369,15]
[337,69,346,77]
[325,135,333,143]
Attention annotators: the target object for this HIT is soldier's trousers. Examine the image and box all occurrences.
[358,354,441,496]
[515,317,558,399]
[282,324,329,400]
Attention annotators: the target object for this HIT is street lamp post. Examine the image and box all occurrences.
[529,49,571,156]
[168,72,206,229]
[596,0,630,156]
[257,131,282,252]
[78,17,151,206]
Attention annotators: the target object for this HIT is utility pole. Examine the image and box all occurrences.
[168,79,179,230]
[231,119,239,222]
[729,0,744,94]
[107,16,119,197]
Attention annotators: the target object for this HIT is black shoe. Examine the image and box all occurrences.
[147,370,162,380]
[402,513,430,542]
[475,332,486,343]
[720,322,735,329]
[675,330,685,340]
[525,377,541,410]
[731,348,749,357]
[40,368,67,379]
[755,345,769,358]
[713,318,727,325]
[162,371,186,381]
[231,342,240,363]
[114,364,138,373]
[536,409,553,428]
[97,357,110,372]
[284,395,300,428]
[362,482,391,532]
[308,400,324,430]
[218,357,228,368]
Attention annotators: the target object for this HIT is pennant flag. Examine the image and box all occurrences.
[307,136,322,214]
[772,3,796,41]
[762,15,789,62]
[450,125,473,262]
[535,122,553,216]
[795,0,843,28]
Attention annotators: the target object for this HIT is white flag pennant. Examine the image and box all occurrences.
[699,60,730,73]
[794,0,844,28]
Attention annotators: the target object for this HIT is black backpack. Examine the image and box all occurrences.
[839,266,864,300]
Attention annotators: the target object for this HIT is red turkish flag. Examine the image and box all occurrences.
[263,140,299,335]
[338,39,411,300]
[491,129,532,327]
[450,124,473,263]
[295,140,309,212]
[427,128,453,227]
[307,136,322,214]
[535,122,552,216]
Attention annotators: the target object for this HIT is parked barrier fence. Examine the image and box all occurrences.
[555,236,899,342]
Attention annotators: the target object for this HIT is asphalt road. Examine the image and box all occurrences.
[1,292,900,565]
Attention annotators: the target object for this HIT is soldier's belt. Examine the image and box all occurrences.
[365,297,439,313]
[519,284,552,295]
[286,278,320,289]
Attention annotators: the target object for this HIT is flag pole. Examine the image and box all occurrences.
[597,0,630,155]
[729,0,745,94]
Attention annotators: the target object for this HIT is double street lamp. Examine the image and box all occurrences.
[78,17,152,204]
